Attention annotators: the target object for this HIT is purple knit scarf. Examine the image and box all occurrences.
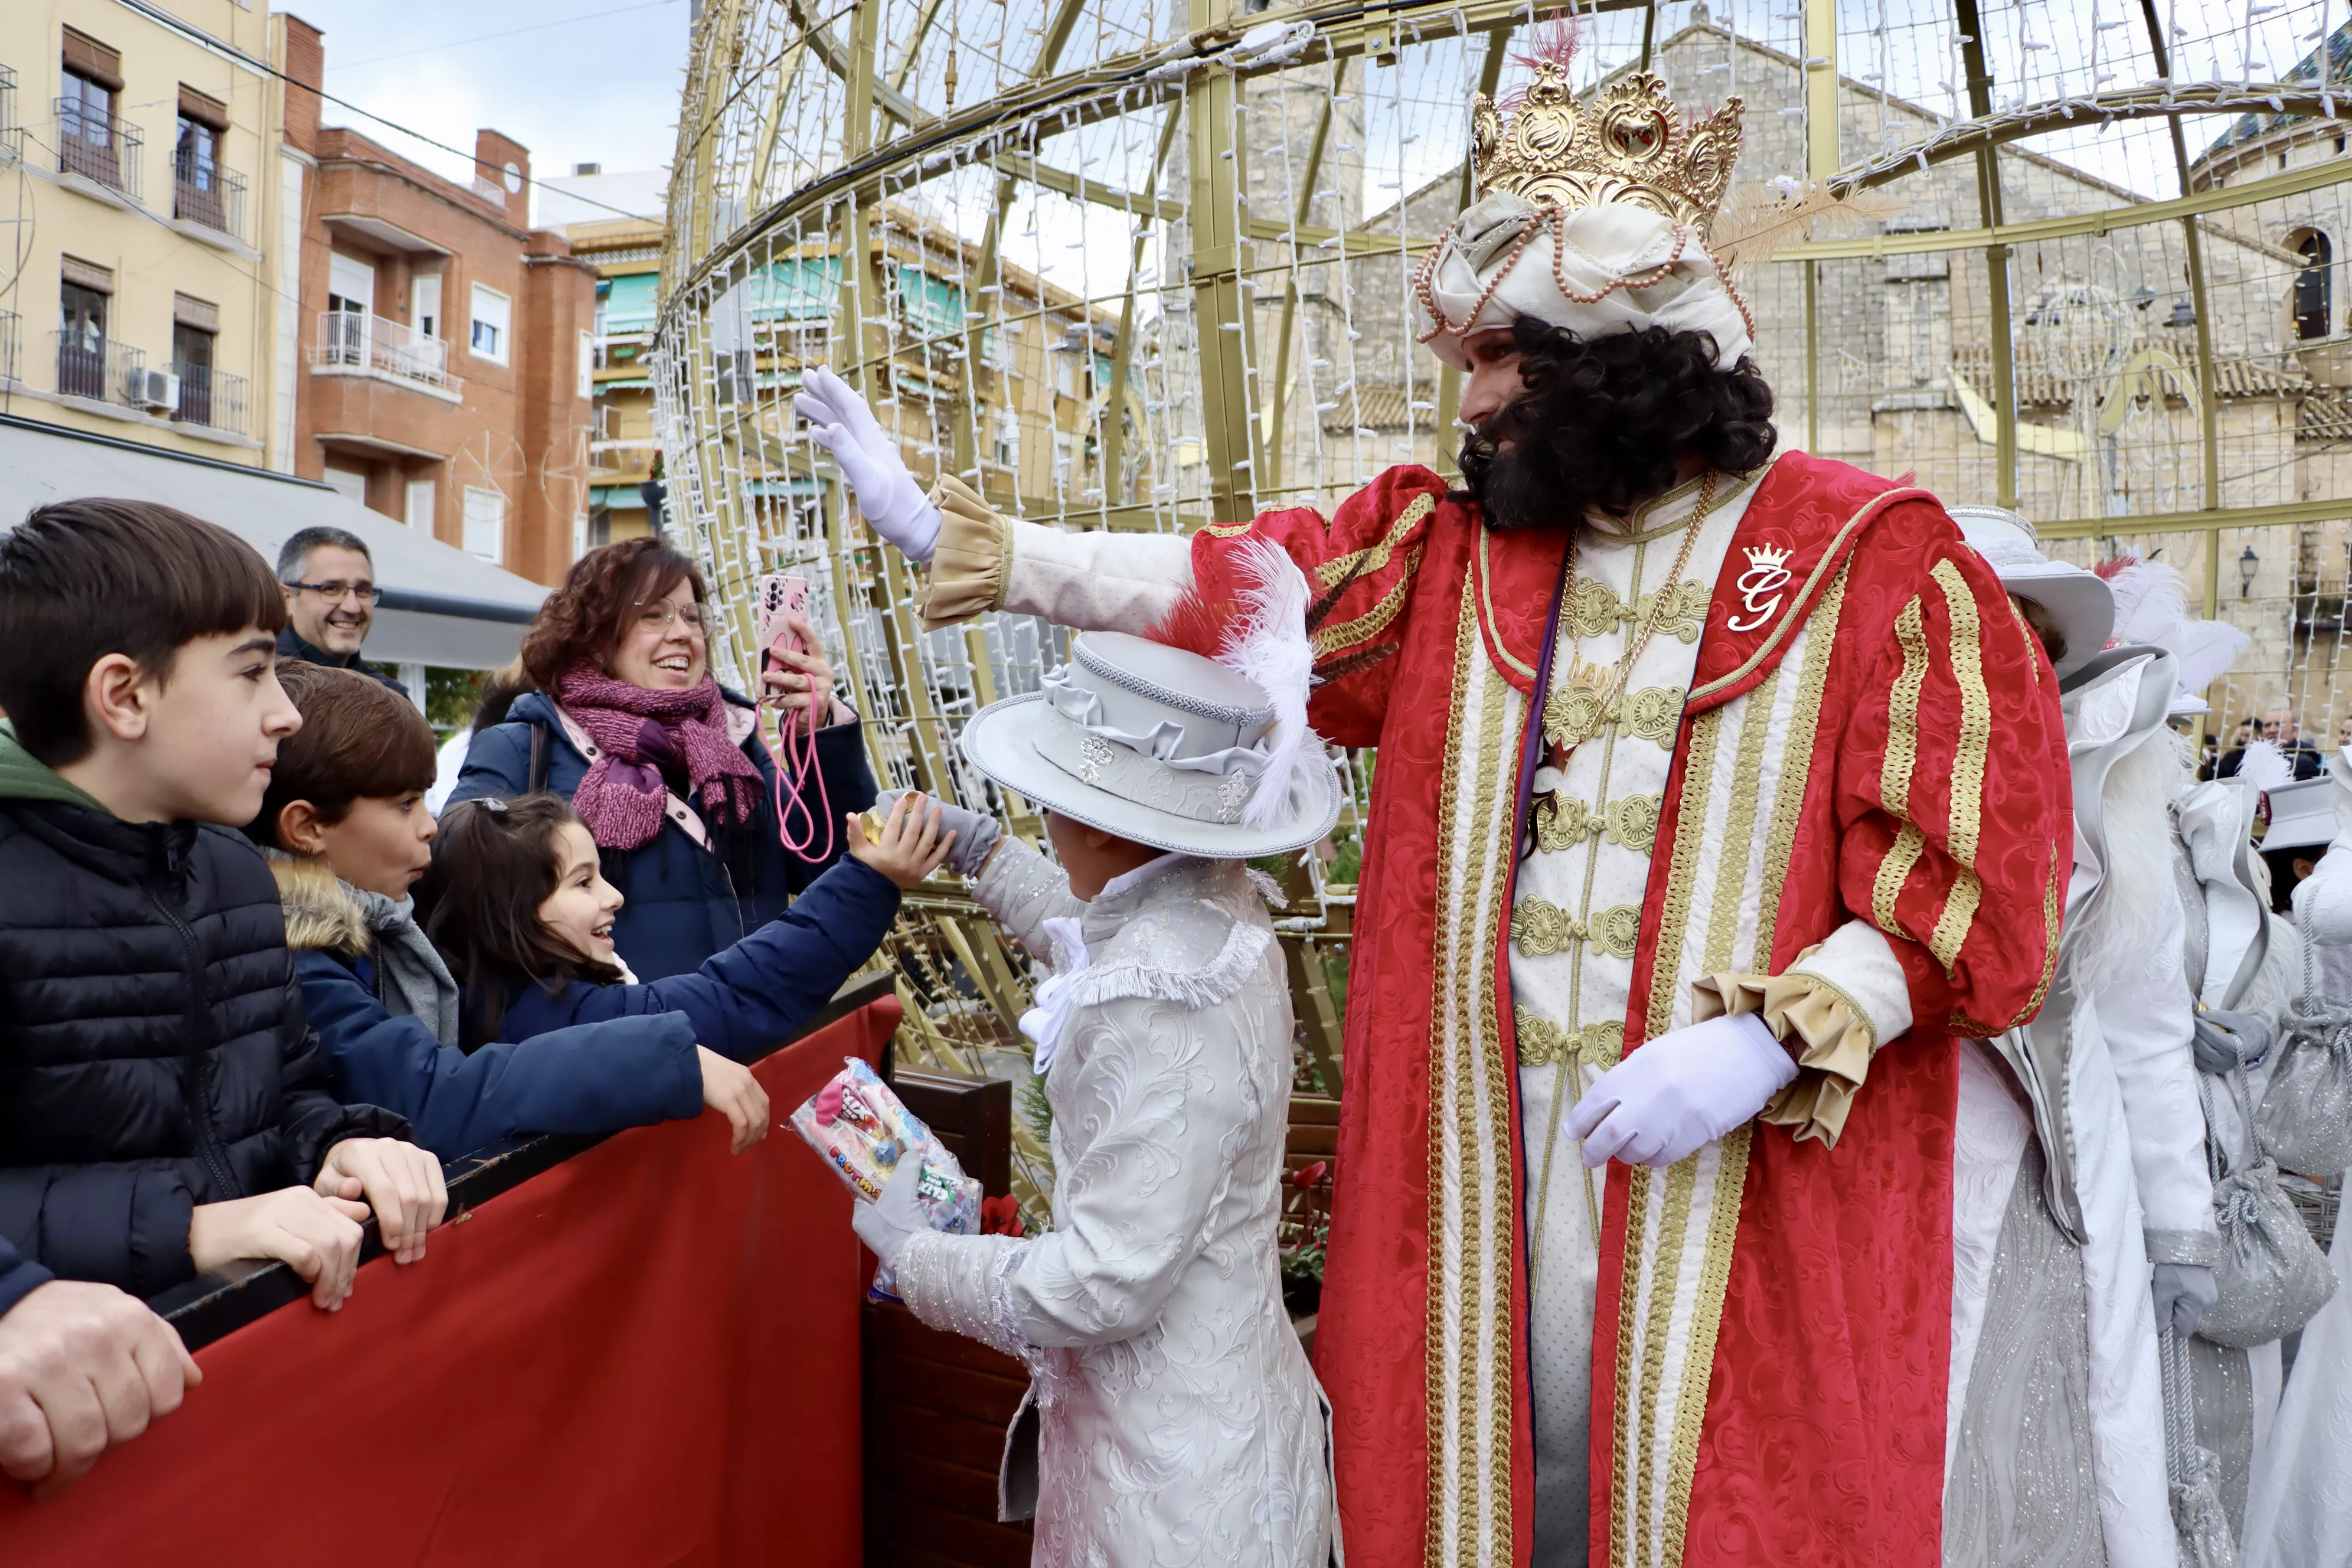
[554,663,763,851]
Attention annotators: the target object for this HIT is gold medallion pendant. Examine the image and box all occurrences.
[1543,653,1618,749]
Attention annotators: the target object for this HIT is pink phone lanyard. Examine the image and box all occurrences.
[760,662,834,863]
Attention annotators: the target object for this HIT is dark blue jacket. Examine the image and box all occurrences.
[292,949,704,1160]
[449,690,878,982]
[0,1236,50,1318]
[490,858,900,1061]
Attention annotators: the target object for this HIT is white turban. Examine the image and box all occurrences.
[1411,193,1754,371]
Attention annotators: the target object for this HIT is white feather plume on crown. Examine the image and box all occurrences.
[1220,538,1325,832]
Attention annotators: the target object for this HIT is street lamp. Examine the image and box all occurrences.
[2240,544,2260,597]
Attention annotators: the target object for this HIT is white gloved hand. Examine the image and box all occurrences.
[793,365,943,563]
[850,1151,929,1269]
[1567,1012,1798,1168]
[2152,1262,2220,1338]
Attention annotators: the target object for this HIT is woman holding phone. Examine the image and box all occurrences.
[448,538,878,981]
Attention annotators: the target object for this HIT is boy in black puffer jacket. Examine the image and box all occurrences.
[0,500,446,1311]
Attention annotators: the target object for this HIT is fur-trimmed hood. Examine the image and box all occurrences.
[270,855,371,956]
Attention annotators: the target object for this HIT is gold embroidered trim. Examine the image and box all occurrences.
[1873,823,1928,936]
[1871,596,1932,938]
[1476,527,1541,680]
[2013,861,2064,1025]
[1687,483,1918,705]
[1318,491,1434,587]
[1705,671,1780,972]
[1612,1161,1651,1568]
[1645,710,1721,1043]
[1517,1010,1627,1070]
[1201,517,1255,538]
[1753,566,1851,953]
[1514,899,1644,961]
[1931,560,1991,872]
[1567,580,1709,643]
[1422,585,1482,1568]
[1311,546,1422,655]
[1531,792,1661,855]
[1925,558,1991,976]
[1633,1154,1700,1568]
[2005,596,2044,685]
[1662,1125,1753,1561]
[1544,683,1686,751]
[1474,677,1520,1564]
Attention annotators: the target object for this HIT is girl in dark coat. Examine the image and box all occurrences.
[447,539,878,981]
[419,792,945,1061]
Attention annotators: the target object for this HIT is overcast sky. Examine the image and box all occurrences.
[292,0,692,197]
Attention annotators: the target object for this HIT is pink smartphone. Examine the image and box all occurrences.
[756,572,812,665]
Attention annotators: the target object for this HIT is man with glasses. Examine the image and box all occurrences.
[275,526,407,695]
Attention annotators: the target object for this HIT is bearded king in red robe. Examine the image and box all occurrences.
[796,55,2070,1568]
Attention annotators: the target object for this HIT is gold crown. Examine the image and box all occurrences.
[1470,66,1743,237]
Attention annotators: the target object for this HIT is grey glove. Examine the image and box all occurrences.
[850,1154,927,1269]
[2154,1262,2220,1338]
[874,788,1002,878]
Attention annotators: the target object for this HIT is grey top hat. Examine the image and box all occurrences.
[2262,775,2341,854]
[1949,504,2115,679]
[959,631,1343,858]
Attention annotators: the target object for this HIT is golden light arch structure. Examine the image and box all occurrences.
[651,0,2352,1204]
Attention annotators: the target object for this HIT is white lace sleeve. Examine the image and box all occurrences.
[896,1230,1037,1361]
[972,837,1084,959]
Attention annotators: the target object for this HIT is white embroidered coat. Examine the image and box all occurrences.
[895,843,1335,1568]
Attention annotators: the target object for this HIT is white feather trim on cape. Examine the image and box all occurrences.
[1221,537,1325,831]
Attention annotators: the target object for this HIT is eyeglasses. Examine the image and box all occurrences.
[635,600,710,635]
[286,579,380,605]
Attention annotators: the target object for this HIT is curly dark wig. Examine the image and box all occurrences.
[1455,318,1778,532]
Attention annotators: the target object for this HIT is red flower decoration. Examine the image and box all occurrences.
[1293,1160,1329,1190]
[981,1195,1027,1237]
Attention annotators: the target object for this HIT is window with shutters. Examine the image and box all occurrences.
[462,486,506,561]
[470,284,510,365]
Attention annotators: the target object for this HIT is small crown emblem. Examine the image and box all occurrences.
[1743,543,1792,571]
[1470,66,1743,236]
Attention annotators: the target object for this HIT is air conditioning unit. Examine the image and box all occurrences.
[136,367,181,413]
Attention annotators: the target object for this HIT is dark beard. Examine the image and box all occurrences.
[1448,319,1779,533]
[1455,428,1597,535]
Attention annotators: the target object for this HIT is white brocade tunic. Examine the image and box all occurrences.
[894,844,1334,1568]
[1510,466,1759,1561]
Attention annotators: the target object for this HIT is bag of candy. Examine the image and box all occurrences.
[789,1057,981,1301]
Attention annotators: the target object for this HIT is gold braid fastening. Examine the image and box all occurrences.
[1513,899,1643,960]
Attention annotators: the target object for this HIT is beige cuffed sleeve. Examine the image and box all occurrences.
[1691,919,1915,1148]
[914,475,1015,631]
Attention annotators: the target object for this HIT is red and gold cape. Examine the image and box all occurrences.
[1180,452,2070,1568]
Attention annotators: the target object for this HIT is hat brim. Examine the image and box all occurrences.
[1995,564,2115,678]
[960,691,1345,858]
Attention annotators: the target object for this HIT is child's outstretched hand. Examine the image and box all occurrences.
[696,1046,772,1155]
[848,792,955,888]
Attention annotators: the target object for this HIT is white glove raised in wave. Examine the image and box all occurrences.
[794,365,942,563]
[850,1152,929,1269]
[1566,1011,1797,1168]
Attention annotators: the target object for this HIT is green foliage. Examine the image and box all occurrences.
[425,667,488,736]
[1017,1067,1053,1150]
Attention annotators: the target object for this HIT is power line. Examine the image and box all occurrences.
[112,0,659,225]
[337,0,687,71]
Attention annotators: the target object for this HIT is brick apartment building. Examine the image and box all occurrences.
[279,18,594,587]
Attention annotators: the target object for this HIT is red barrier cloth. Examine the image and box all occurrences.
[0,996,901,1567]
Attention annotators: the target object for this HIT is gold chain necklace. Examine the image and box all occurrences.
[1546,471,1717,752]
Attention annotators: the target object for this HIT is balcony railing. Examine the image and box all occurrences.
[172,361,247,437]
[55,99,140,200]
[311,310,459,391]
[172,148,246,243]
[53,332,145,407]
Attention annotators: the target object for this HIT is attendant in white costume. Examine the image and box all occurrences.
[849,625,1341,1568]
[1946,508,2219,1568]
